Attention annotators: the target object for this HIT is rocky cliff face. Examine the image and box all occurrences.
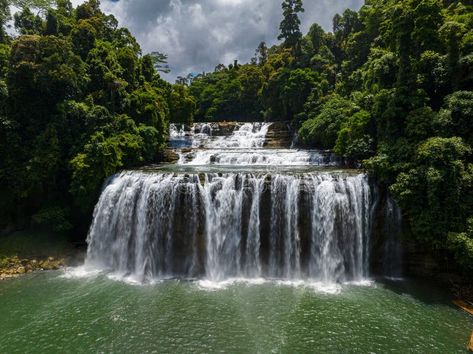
[263,122,293,148]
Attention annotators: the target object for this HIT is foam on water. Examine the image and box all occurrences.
[195,278,348,294]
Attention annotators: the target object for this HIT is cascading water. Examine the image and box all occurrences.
[85,122,399,284]
[86,171,373,283]
[170,122,339,166]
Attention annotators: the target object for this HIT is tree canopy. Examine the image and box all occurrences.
[0,0,190,234]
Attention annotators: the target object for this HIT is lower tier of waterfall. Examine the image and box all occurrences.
[86,170,378,283]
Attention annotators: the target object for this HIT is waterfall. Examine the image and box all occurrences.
[172,122,337,166]
[169,122,218,149]
[86,171,375,283]
[85,121,401,284]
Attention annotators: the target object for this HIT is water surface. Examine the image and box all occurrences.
[0,273,470,353]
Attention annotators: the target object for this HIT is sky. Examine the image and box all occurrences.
[71,0,364,82]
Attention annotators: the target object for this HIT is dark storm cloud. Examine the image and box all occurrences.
[94,0,364,81]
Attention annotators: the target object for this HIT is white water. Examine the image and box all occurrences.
[170,122,269,149]
[170,123,338,166]
[178,148,338,166]
[86,171,373,283]
[170,123,217,149]
[85,122,399,284]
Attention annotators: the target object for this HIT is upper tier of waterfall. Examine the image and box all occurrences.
[169,123,340,166]
[84,121,400,284]
[170,122,270,149]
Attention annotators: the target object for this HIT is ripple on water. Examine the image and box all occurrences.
[0,272,471,354]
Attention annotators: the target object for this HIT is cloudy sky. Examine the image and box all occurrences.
[73,0,363,81]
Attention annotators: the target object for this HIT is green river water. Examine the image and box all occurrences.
[0,271,471,353]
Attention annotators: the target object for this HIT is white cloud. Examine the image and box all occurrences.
[78,0,364,81]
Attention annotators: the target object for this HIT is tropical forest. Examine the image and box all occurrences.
[0,0,472,352]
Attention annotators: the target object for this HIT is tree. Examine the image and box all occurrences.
[278,0,304,55]
[307,23,325,53]
[71,20,97,59]
[282,68,319,117]
[14,7,44,35]
[439,21,466,77]
[238,65,264,117]
[255,41,268,65]
[335,110,374,162]
[149,51,170,74]
[391,137,473,245]
[0,0,10,43]
[438,91,473,144]
[169,84,196,125]
[76,0,101,20]
[299,95,357,148]
[0,0,174,231]
[70,126,143,209]
[11,0,54,10]
[411,0,443,55]
[126,84,168,134]
[448,218,473,272]
[333,9,361,44]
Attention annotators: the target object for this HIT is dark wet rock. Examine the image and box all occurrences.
[264,121,292,148]
[162,149,180,163]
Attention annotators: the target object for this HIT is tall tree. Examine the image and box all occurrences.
[0,0,9,43]
[150,51,171,74]
[278,0,304,55]
[255,41,268,65]
[14,7,44,35]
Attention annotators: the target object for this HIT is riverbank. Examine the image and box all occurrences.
[0,256,64,280]
[0,230,84,281]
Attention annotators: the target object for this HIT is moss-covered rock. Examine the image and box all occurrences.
[0,256,65,280]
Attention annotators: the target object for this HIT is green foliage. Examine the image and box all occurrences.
[416,50,449,107]
[14,7,44,35]
[149,51,170,74]
[278,0,304,54]
[439,91,473,144]
[448,218,473,272]
[32,206,72,232]
[71,20,97,59]
[405,107,437,141]
[70,126,143,208]
[0,0,10,43]
[126,84,168,133]
[299,95,357,148]
[255,41,268,65]
[189,63,264,121]
[0,0,194,232]
[283,68,320,117]
[390,137,473,245]
[335,110,373,161]
[169,85,196,125]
